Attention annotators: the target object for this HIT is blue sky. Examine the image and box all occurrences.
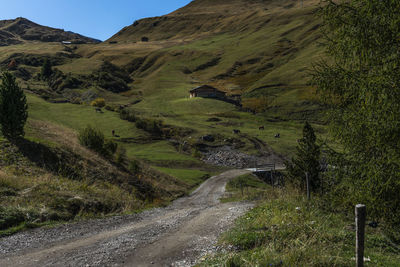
[0,0,192,41]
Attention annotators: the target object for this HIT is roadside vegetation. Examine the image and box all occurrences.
[201,1,400,265]
[220,174,271,203]
[199,184,400,267]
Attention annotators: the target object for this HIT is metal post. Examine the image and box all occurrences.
[305,172,310,200]
[271,170,274,188]
[355,204,366,267]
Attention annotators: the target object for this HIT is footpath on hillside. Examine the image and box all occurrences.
[0,169,253,267]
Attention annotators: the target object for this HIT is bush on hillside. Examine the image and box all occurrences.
[78,126,105,153]
[129,160,141,175]
[94,61,132,93]
[119,109,137,122]
[40,58,53,80]
[90,98,106,108]
[78,125,117,157]
[135,118,163,137]
[115,146,127,164]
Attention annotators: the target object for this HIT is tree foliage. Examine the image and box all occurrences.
[287,122,321,192]
[0,72,28,140]
[313,0,400,231]
[78,125,118,158]
[41,58,53,79]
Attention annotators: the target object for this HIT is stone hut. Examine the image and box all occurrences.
[189,85,226,99]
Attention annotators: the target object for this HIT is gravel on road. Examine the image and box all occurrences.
[0,169,253,267]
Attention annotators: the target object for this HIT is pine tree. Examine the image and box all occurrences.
[287,122,321,192]
[0,72,28,140]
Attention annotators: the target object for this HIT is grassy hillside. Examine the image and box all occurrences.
[1,92,220,235]
[0,0,333,234]
[0,0,332,191]
[0,0,332,176]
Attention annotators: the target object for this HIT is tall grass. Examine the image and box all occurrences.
[199,185,400,266]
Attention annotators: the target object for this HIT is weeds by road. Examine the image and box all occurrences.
[199,185,400,266]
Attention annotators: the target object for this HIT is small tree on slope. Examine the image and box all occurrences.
[0,72,28,140]
[286,121,321,193]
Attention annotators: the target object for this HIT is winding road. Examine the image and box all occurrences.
[0,169,253,267]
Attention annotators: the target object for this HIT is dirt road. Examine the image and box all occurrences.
[0,169,253,267]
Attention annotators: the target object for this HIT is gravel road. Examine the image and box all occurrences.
[0,169,253,267]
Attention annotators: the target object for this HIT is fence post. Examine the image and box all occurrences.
[355,204,366,267]
[305,172,310,200]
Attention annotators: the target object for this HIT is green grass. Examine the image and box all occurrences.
[221,174,271,202]
[26,94,203,165]
[27,93,142,139]
[153,167,209,187]
[124,141,199,165]
[199,186,400,267]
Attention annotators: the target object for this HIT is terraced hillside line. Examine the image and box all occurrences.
[0,169,253,267]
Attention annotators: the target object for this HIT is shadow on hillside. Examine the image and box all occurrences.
[14,138,81,179]
[13,138,157,201]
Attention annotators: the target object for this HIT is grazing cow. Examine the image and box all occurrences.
[259,126,265,130]
[275,133,280,138]
[112,130,115,137]
[95,107,102,113]
[233,129,241,134]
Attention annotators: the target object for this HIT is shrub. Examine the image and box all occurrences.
[40,58,52,79]
[192,148,202,159]
[0,207,25,230]
[115,146,127,164]
[78,126,105,154]
[95,61,132,93]
[119,109,137,122]
[129,160,141,174]
[104,105,114,111]
[104,140,118,155]
[78,125,119,158]
[135,118,163,137]
[90,98,106,108]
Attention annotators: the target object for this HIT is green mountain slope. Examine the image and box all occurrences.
[99,0,324,119]
[0,0,330,173]
[0,0,331,235]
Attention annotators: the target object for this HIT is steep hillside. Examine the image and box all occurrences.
[99,0,323,119]
[0,17,100,46]
[109,0,319,43]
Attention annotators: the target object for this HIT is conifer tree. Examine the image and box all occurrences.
[313,0,400,230]
[287,121,321,192]
[0,72,28,140]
